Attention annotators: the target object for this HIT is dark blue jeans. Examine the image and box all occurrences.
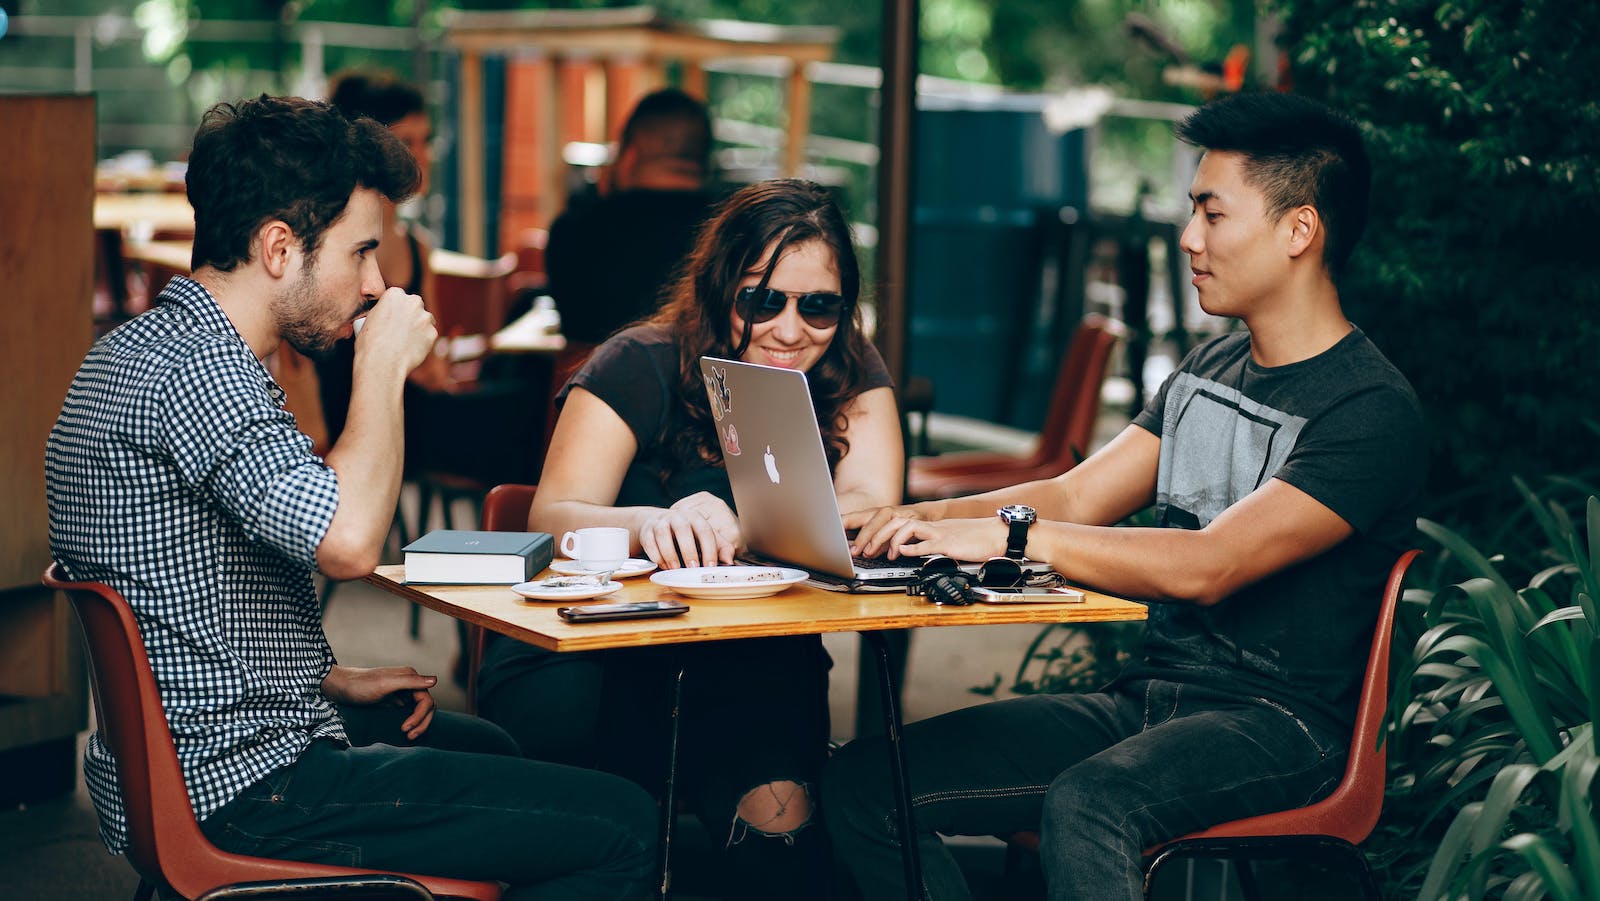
[824,679,1345,901]
[199,708,658,901]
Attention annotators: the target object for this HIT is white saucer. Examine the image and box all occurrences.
[649,566,809,599]
[550,558,658,579]
[512,580,624,601]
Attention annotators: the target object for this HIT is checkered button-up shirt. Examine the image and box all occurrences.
[46,276,347,853]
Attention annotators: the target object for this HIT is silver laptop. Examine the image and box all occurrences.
[699,356,1050,585]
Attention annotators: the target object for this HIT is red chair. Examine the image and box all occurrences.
[506,227,549,299]
[42,564,502,901]
[907,314,1123,500]
[464,484,541,715]
[1005,549,1419,900]
[428,249,519,388]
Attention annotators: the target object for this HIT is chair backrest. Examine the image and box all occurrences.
[43,563,504,900]
[506,228,550,299]
[1033,313,1123,470]
[43,563,194,889]
[482,483,539,532]
[1184,548,1421,845]
[430,249,519,338]
[510,228,547,281]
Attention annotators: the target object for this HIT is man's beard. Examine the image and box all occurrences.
[275,261,341,360]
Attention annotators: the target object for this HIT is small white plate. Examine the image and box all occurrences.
[649,566,809,599]
[512,580,624,601]
[550,558,659,579]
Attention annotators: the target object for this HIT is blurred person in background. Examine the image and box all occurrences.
[544,87,718,347]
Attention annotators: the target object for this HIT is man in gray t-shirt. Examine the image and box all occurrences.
[828,92,1426,901]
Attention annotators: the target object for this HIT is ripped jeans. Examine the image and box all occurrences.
[824,679,1346,901]
[478,633,837,900]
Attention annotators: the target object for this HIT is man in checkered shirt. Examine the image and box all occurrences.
[47,95,656,899]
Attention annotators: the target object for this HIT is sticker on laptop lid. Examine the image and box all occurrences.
[710,365,733,414]
[704,373,725,420]
[724,423,741,456]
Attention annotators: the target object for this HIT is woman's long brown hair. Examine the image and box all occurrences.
[648,178,874,477]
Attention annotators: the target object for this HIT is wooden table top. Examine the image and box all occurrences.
[122,239,192,272]
[94,191,195,234]
[367,565,1147,653]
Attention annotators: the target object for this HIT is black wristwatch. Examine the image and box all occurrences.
[998,504,1037,560]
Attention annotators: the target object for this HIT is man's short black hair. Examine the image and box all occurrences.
[1176,92,1370,278]
[186,94,419,272]
[327,69,426,128]
[618,87,712,174]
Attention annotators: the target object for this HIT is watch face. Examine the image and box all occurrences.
[999,504,1037,524]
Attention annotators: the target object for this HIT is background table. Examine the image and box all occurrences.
[93,191,195,235]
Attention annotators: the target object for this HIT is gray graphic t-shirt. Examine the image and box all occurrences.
[1124,327,1426,735]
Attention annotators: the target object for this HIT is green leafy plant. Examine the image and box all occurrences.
[1277,0,1600,527]
[1383,488,1600,899]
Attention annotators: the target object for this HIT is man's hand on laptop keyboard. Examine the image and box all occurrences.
[851,512,1007,563]
[845,503,931,559]
[641,491,743,569]
[848,501,1011,563]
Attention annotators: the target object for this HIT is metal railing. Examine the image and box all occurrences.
[0,14,426,159]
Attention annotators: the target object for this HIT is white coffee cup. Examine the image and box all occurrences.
[560,527,629,571]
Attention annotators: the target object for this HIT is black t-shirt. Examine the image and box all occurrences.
[559,323,893,510]
[545,189,717,345]
[1123,326,1426,735]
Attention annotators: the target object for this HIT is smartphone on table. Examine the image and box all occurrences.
[557,600,690,622]
[969,586,1086,604]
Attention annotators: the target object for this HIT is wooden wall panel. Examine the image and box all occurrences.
[0,95,95,590]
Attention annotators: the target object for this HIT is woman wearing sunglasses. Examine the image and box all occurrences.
[478,178,902,899]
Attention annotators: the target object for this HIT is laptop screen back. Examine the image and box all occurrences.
[698,356,861,579]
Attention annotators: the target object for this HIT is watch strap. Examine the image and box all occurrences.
[1005,518,1029,560]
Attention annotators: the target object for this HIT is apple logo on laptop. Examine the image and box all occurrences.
[763,445,780,485]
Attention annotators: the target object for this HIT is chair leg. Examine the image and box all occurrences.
[658,664,687,900]
[1143,836,1379,901]
[1236,857,1263,901]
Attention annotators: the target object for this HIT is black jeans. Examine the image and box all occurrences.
[199,707,658,901]
[477,634,836,900]
[824,679,1345,901]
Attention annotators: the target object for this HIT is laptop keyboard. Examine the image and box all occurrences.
[852,554,926,571]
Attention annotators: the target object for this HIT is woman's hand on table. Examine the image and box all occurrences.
[640,492,742,569]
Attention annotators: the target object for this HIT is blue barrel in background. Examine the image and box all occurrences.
[440,53,506,255]
[910,93,1087,430]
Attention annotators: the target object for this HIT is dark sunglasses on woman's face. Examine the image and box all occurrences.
[734,286,848,330]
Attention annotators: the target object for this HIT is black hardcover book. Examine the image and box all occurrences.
[402,530,554,585]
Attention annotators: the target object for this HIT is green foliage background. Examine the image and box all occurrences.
[1275,0,1600,533]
